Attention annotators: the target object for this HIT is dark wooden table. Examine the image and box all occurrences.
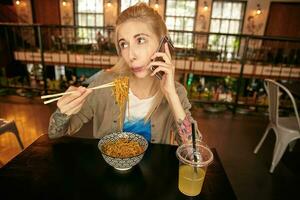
[0,134,236,200]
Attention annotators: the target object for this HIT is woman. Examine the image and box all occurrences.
[48,3,200,144]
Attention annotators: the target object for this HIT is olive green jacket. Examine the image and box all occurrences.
[48,71,199,144]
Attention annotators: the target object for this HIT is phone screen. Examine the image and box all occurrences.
[151,36,174,80]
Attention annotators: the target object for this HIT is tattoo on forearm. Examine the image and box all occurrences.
[176,115,192,143]
[48,109,70,138]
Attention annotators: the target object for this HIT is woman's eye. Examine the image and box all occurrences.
[119,42,128,49]
[137,37,146,44]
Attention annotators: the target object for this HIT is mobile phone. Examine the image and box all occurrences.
[151,36,174,80]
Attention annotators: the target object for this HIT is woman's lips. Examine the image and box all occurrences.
[131,67,144,72]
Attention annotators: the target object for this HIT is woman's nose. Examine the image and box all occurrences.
[129,46,137,61]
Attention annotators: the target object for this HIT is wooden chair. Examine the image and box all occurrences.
[0,119,24,150]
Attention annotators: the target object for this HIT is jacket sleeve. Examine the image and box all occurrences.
[171,83,202,145]
[48,75,104,139]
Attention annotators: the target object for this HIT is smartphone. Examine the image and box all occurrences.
[151,36,174,80]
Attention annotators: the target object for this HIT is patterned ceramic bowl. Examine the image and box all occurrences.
[98,132,148,171]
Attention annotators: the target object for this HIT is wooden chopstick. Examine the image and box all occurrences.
[41,82,114,104]
[43,97,61,105]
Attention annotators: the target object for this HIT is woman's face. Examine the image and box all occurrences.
[117,20,159,79]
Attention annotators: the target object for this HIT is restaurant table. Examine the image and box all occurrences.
[0,134,236,200]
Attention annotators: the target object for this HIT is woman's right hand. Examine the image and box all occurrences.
[57,86,93,116]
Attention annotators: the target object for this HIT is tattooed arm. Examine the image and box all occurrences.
[168,83,201,144]
[48,109,70,139]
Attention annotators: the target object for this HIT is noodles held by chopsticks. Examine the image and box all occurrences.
[102,138,144,158]
[113,76,129,129]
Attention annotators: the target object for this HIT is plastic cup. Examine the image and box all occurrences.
[176,141,213,196]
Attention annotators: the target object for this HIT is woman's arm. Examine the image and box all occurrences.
[47,71,110,139]
[48,87,93,139]
[148,44,198,144]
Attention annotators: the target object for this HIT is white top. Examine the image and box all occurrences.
[122,88,155,141]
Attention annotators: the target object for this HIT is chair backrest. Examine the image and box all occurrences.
[265,79,300,130]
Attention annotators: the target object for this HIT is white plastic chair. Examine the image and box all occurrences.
[253,79,300,173]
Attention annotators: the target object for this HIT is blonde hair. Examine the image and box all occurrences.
[110,3,167,122]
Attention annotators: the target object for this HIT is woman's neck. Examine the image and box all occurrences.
[129,75,158,99]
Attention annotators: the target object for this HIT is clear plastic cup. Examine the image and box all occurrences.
[176,141,213,196]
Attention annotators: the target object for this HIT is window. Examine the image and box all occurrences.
[120,0,149,12]
[208,1,245,59]
[75,0,104,43]
[165,0,197,48]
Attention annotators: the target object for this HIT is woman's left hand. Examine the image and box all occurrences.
[148,43,176,96]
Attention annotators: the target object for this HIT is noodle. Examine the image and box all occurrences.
[102,138,144,158]
[113,76,129,129]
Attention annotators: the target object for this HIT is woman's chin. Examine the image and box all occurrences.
[132,71,151,79]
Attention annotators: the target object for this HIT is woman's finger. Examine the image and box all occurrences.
[65,104,82,116]
[59,89,92,114]
[150,66,171,77]
[58,87,89,107]
[148,61,171,70]
[60,89,91,113]
[151,52,171,64]
[164,43,172,59]
[58,91,82,107]
[67,93,91,115]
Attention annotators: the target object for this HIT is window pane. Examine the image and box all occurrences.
[121,0,149,12]
[208,34,220,50]
[87,14,95,26]
[96,14,103,26]
[210,19,220,32]
[78,14,87,26]
[228,20,240,34]
[219,35,226,48]
[212,2,222,18]
[185,1,196,17]
[185,33,193,48]
[176,1,186,17]
[226,36,236,49]
[166,17,175,30]
[78,0,103,13]
[231,3,242,19]
[222,2,232,18]
[175,17,184,30]
[184,18,194,31]
[166,0,176,15]
[220,20,229,33]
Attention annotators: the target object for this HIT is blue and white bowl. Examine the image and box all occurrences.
[98,132,148,171]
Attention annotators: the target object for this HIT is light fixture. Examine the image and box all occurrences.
[256,4,262,15]
[204,1,208,11]
[62,0,67,6]
[154,0,159,9]
[15,0,20,5]
[107,0,112,7]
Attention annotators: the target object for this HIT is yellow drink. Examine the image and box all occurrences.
[178,165,206,196]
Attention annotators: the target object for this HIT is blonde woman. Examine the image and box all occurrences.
[48,3,200,144]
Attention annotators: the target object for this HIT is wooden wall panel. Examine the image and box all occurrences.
[265,3,300,38]
[32,0,60,24]
[0,4,18,23]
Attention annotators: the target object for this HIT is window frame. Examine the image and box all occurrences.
[164,0,198,48]
[74,0,105,44]
[208,0,247,59]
